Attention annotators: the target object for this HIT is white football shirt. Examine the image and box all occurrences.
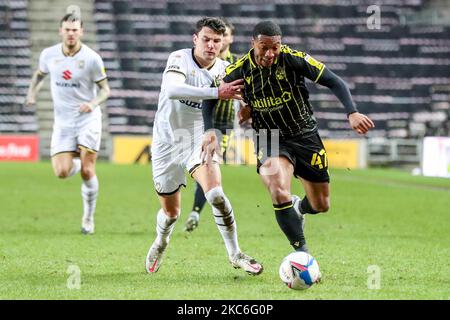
[153,48,229,145]
[39,43,107,127]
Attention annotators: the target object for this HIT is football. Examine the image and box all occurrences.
[279,251,321,290]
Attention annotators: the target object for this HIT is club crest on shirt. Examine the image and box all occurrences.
[213,74,221,87]
[78,60,85,69]
[275,66,286,80]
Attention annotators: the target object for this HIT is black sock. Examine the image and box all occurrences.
[299,196,319,215]
[274,201,308,252]
[192,182,207,213]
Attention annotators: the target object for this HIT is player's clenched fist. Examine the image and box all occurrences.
[25,96,36,107]
[238,105,252,124]
[79,102,95,113]
[348,112,375,135]
[218,79,244,100]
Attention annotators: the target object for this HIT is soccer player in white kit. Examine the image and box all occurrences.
[25,14,110,235]
[146,17,263,275]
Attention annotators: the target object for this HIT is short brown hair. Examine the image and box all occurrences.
[60,13,83,27]
[194,17,226,35]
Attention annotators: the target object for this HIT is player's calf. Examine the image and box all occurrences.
[300,196,329,214]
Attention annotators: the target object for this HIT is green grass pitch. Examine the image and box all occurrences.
[0,162,449,299]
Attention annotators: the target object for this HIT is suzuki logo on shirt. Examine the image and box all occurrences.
[180,100,201,109]
[62,70,72,80]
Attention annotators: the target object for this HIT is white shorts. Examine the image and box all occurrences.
[151,139,219,195]
[50,119,102,156]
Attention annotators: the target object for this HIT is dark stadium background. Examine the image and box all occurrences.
[1,0,449,165]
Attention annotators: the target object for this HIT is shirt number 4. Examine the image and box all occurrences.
[310,149,328,169]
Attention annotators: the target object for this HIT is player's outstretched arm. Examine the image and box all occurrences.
[317,68,374,135]
[79,78,111,113]
[25,70,47,107]
[165,71,219,100]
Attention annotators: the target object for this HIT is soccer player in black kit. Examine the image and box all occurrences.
[202,21,374,255]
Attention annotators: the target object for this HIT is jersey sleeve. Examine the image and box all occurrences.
[283,47,326,83]
[222,59,243,83]
[91,53,107,83]
[38,49,49,74]
[164,51,188,77]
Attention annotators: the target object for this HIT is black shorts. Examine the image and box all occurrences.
[255,131,330,183]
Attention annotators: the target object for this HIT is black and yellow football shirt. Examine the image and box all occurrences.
[223,45,326,138]
[214,51,239,129]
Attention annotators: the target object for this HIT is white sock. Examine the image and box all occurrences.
[155,209,178,246]
[81,175,99,221]
[68,158,81,177]
[205,186,240,258]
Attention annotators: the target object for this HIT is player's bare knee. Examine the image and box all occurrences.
[270,186,291,204]
[55,170,70,179]
[160,205,180,219]
[80,167,95,180]
[163,209,180,219]
[53,166,70,179]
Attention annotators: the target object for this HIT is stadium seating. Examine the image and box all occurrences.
[1,1,448,143]
[92,0,450,139]
[0,0,37,133]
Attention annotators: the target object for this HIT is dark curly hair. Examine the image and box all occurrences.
[252,20,282,39]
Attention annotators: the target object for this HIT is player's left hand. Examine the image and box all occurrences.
[238,105,252,125]
[348,112,375,135]
[201,130,220,165]
[79,102,95,113]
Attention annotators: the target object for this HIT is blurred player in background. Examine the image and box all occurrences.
[145,17,262,276]
[184,18,241,233]
[25,13,110,235]
[202,21,374,255]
